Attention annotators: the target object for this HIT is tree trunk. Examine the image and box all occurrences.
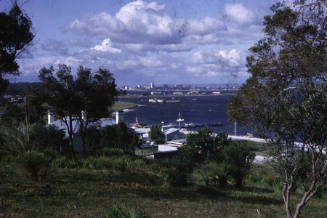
[68,115,74,154]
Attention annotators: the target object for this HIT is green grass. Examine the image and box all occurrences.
[0,152,326,217]
[111,101,137,112]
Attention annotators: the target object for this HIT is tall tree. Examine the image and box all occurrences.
[227,1,327,217]
[0,2,34,95]
[75,66,117,152]
[36,64,117,153]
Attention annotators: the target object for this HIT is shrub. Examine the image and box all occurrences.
[100,122,140,152]
[222,141,255,188]
[29,123,66,151]
[163,168,189,187]
[197,162,227,187]
[149,124,165,144]
[107,204,149,218]
[20,150,54,181]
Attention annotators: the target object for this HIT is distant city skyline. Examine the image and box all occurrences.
[1,0,279,85]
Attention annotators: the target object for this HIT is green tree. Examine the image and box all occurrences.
[35,64,117,153]
[222,142,255,188]
[227,1,327,217]
[149,125,164,144]
[186,128,228,163]
[0,3,34,95]
[99,122,140,152]
[75,66,117,152]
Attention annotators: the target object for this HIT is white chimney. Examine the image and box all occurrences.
[115,111,119,124]
[48,110,52,125]
[81,110,86,120]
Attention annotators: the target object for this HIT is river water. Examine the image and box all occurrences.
[118,95,251,135]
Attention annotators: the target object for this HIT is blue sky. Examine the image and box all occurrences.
[1,0,278,85]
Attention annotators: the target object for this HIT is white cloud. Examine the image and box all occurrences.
[216,49,240,67]
[139,56,162,67]
[92,38,121,53]
[69,0,180,44]
[181,17,225,36]
[206,71,217,77]
[123,42,191,53]
[224,3,255,24]
[68,0,224,45]
[186,66,203,73]
[192,51,216,64]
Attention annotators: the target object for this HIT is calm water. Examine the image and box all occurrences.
[118,95,251,135]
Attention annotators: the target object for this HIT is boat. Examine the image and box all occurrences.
[149,98,165,103]
[176,112,184,127]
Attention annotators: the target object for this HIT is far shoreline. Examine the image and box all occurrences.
[118,93,237,99]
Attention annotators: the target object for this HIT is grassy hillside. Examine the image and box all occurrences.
[0,150,326,217]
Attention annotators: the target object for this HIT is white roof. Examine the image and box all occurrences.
[132,127,150,134]
[158,144,178,152]
[163,128,180,135]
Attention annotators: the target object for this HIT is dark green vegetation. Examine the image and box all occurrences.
[0,3,34,96]
[149,125,165,145]
[227,1,327,217]
[172,129,255,188]
[1,147,326,217]
[34,64,117,153]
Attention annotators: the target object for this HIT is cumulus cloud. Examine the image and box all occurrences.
[92,38,121,53]
[181,17,225,36]
[123,42,191,53]
[17,0,273,85]
[224,3,255,24]
[192,51,216,64]
[68,0,224,45]
[216,49,240,67]
[139,56,162,67]
[69,1,180,44]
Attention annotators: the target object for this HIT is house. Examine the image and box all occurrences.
[163,128,185,142]
[131,127,150,141]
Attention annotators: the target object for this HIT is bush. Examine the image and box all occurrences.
[222,142,255,188]
[107,204,149,218]
[197,162,227,187]
[20,150,54,181]
[149,124,165,144]
[163,168,189,187]
[99,122,140,152]
[29,123,66,151]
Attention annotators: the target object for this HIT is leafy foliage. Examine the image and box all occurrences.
[227,1,327,217]
[168,129,255,188]
[34,64,117,152]
[98,122,140,152]
[20,150,55,181]
[149,125,164,144]
[222,142,255,188]
[0,3,34,95]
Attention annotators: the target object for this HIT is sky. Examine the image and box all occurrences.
[1,0,279,86]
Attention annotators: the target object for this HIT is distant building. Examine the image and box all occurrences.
[150,91,162,95]
[163,128,185,142]
[150,82,154,89]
